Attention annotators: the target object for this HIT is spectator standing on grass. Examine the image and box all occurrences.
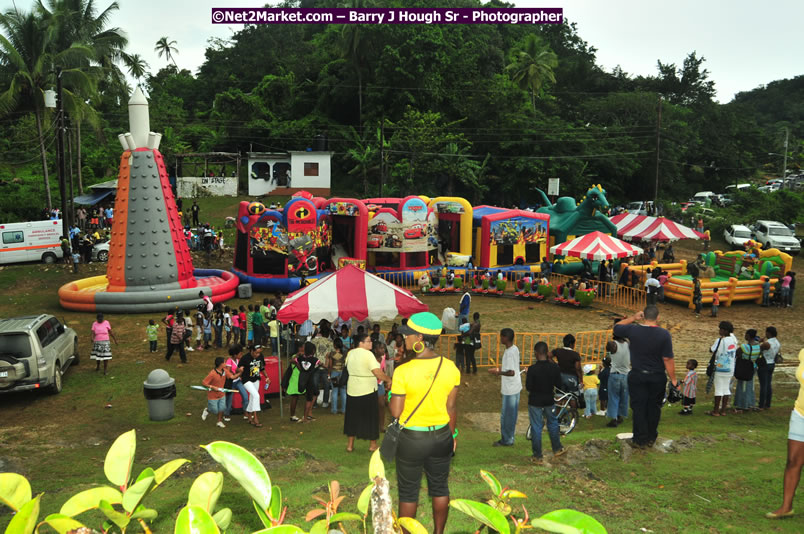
[238,344,268,427]
[606,321,631,428]
[707,321,738,417]
[224,346,247,421]
[90,313,117,375]
[201,357,237,428]
[598,358,610,413]
[762,276,771,307]
[251,303,265,349]
[552,334,583,396]
[733,329,761,412]
[758,327,781,410]
[165,311,188,363]
[488,328,521,447]
[782,272,793,307]
[458,291,471,324]
[146,320,159,353]
[191,200,200,226]
[679,359,698,415]
[525,341,565,464]
[312,325,334,408]
[613,305,678,448]
[583,365,600,418]
[693,277,703,317]
[766,348,804,520]
[711,288,720,317]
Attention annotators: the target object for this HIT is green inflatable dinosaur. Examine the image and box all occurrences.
[535,184,619,245]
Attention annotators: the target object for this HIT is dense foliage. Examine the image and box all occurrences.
[0,0,801,222]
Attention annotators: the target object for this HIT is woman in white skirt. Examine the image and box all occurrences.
[237,344,266,427]
[91,313,118,375]
[707,321,738,416]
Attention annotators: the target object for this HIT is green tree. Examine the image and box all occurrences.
[506,34,558,110]
[123,52,149,85]
[155,36,178,67]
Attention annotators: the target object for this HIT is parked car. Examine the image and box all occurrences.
[723,224,753,249]
[92,240,109,262]
[691,191,716,203]
[0,314,78,395]
[751,220,801,255]
[626,200,654,215]
[724,184,752,192]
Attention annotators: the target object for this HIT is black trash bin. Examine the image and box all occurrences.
[143,369,176,421]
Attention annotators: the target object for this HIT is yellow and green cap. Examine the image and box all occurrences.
[398,312,442,336]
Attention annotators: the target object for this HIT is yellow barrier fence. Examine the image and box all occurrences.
[547,273,646,312]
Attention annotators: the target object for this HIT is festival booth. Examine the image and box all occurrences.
[472,207,550,269]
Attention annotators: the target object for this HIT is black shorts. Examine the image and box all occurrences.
[560,373,579,393]
[682,396,696,407]
[396,425,453,502]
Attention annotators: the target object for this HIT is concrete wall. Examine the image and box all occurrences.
[178,176,238,197]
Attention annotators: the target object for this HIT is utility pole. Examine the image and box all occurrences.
[56,68,69,240]
[782,127,789,189]
[654,96,662,202]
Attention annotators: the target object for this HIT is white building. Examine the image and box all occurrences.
[247,150,333,197]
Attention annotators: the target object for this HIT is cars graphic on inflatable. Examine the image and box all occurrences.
[404,224,425,239]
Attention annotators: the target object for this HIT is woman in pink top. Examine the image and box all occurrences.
[90,313,118,375]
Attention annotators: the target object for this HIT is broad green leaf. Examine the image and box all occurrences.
[308,519,328,534]
[36,513,85,534]
[0,473,31,512]
[130,507,158,521]
[153,459,190,486]
[368,449,385,480]
[500,489,527,500]
[98,499,130,530]
[253,500,272,528]
[135,467,156,484]
[268,485,282,521]
[357,483,373,516]
[480,470,502,496]
[122,475,154,513]
[202,441,271,510]
[5,494,40,534]
[328,512,362,523]
[104,429,137,488]
[212,508,232,531]
[174,506,220,534]
[531,509,607,534]
[250,527,305,534]
[188,472,224,513]
[450,499,510,534]
[59,487,123,517]
[398,517,429,534]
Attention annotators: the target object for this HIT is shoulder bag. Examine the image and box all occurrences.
[380,356,444,462]
[706,338,722,377]
[337,356,350,388]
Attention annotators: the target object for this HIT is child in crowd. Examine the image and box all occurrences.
[203,312,213,350]
[680,359,698,415]
[201,357,237,428]
[246,305,255,344]
[761,276,771,307]
[711,288,720,317]
[582,364,600,418]
[223,306,233,347]
[238,306,247,346]
[146,319,159,353]
[267,316,279,355]
[184,310,195,352]
[195,312,205,351]
[598,357,611,413]
[213,309,223,348]
[230,307,239,346]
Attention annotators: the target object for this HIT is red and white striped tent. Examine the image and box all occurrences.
[549,231,643,261]
[277,264,428,324]
[609,213,707,242]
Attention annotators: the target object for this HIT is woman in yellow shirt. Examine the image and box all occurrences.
[344,334,391,453]
[767,348,804,519]
[390,312,460,534]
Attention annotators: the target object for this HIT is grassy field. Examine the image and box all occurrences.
[1,196,803,533]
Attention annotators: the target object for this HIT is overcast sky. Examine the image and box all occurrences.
[5,0,802,103]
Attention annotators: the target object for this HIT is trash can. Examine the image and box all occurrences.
[143,369,176,421]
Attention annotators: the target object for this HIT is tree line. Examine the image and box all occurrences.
[0,0,801,223]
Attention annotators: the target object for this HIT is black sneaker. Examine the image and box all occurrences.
[606,420,619,428]
[492,440,513,447]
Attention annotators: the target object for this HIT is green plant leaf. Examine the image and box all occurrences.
[174,506,220,534]
[36,513,86,534]
[135,467,156,484]
[153,458,190,486]
[98,499,130,530]
[122,475,154,513]
[450,499,510,534]
[500,489,527,500]
[480,470,502,496]
[308,519,328,534]
[202,441,271,510]
[356,483,373,516]
[250,527,306,534]
[5,494,40,534]
[268,485,282,521]
[0,473,31,512]
[188,472,224,513]
[59,487,123,517]
[398,517,429,534]
[531,510,607,534]
[104,429,137,488]
[329,512,362,523]
[368,449,385,480]
[130,507,158,521]
[253,500,272,528]
[212,508,232,531]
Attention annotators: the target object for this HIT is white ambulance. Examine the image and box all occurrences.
[0,220,64,264]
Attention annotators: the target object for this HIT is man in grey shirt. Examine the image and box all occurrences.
[489,328,522,446]
[606,318,631,427]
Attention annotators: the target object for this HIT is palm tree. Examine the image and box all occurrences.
[123,53,149,84]
[0,8,92,210]
[506,34,558,110]
[154,36,178,67]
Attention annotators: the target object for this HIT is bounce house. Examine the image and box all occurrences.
[471,207,550,268]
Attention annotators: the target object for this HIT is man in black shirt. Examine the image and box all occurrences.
[551,334,583,394]
[526,341,565,462]
[191,200,200,226]
[613,305,678,448]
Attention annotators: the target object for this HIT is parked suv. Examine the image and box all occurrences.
[0,314,78,395]
[752,220,801,255]
[724,224,753,249]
